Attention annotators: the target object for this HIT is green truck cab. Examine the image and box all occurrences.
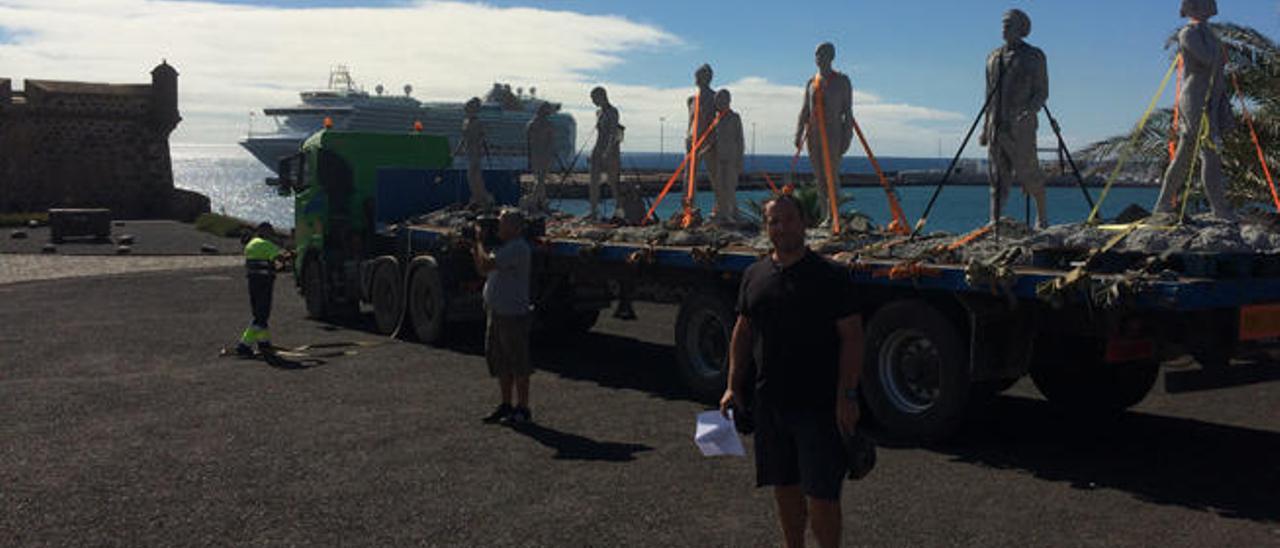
[272,129,519,319]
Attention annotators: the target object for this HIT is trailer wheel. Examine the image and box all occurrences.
[302,258,329,320]
[370,261,403,335]
[1030,346,1158,415]
[408,259,447,345]
[862,300,970,443]
[675,291,734,401]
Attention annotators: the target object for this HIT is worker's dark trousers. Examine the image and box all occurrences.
[248,273,275,329]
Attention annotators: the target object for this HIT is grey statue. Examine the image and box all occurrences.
[687,64,719,202]
[588,87,645,223]
[456,97,495,209]
[796,42,853,226]
[1153,0,1237,221]
[979,9,1049,229]
[522,102,555,214]
[708,89,744,223]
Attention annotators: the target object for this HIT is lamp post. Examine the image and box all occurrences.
[659,116,666,167]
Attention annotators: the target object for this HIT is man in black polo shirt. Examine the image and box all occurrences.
[720,194,864,548]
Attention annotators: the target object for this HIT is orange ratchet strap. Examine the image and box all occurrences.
[812,74,842,234]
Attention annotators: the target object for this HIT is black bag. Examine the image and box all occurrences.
[843,430,877,481]
[731,353,757,435]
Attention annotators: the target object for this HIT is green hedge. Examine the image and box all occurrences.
[194,213,252,238]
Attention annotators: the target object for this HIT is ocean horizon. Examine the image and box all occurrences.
[172,144,1160,233]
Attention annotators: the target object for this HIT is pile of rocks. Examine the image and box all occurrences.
[408,205,1280,268]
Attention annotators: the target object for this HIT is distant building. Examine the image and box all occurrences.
[0,61,209,220]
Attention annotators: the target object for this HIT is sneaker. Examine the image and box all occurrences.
[483,403,513,424]
[234,343,255,358]
[503,406,533,425]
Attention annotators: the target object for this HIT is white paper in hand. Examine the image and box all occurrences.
[694,410,746,457]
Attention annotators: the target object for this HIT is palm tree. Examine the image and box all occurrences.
[1078,23,1279,208]
[744,185,861,229]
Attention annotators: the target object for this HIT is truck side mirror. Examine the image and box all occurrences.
[274,157,294,195]
[275,153,307,195]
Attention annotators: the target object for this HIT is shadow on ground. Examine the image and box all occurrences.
[936,395,1280,523]
[303,313,1280,522]
[508,422,654,462]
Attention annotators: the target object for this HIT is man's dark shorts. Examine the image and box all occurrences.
[486,313,533,378]
[754,402,848,501]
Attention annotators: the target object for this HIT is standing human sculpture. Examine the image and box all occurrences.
[588,87,645,223]
[979,9,1050,229]
[796,43,853,228]
[522,102,555,214]
[456,97,495,209]
[1152,0,1236,221]
[708,89,744,223]
[687,64,719,218]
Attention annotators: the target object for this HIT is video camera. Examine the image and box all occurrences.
[460,214,502,248]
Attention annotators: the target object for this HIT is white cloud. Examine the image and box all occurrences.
[0,0,964,156]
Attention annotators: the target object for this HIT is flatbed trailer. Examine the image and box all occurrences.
[277,130,1280,441]
[357,221,1280,441]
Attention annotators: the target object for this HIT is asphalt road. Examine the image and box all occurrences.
[1,267,1278,547]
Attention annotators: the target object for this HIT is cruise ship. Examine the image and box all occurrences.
[240,66,577,173]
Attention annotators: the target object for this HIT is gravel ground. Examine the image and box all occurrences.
[1,267,1278,546]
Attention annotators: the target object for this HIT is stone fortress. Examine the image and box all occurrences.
[0,61,209,221]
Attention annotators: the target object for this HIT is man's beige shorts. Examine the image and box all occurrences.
[486,313,533,378]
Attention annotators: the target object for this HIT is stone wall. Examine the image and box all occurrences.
[0,62,208,221]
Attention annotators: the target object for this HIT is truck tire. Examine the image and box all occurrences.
[408,259,447,345]
[862,300,971,443]
[370,261,403,335]
[1030,345,1158,415]
[302,258,329,320]
[674,291,734,401]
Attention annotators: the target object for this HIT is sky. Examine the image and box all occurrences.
[0,0,1276,157]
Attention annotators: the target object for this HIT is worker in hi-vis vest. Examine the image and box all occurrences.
[234,222,289,357]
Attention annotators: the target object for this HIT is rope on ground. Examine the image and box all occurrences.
[1087,55,1181,224]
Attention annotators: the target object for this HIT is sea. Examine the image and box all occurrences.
[173,144,1160,234]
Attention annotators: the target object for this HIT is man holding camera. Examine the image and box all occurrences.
[473,209,535,424]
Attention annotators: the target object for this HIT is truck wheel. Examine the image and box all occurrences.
[674,291,734,401]
[371,262,403,335]
[408,259,447,345]
[862,300,971,443]
[1030,347,1158,415]
[302,259,329,320]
